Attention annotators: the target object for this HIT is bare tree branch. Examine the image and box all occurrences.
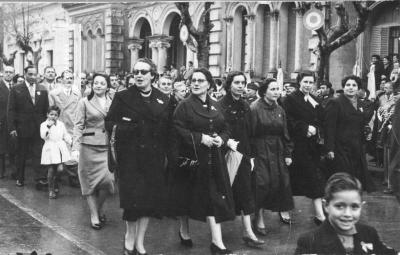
[327,3,349,43]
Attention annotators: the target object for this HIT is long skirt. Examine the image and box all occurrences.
[78,144,114,196]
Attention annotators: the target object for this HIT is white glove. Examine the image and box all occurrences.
[250,158,255,172]
[201,134,214,148]
[285,158,292,166]
[227,139,239,151]
[307,125,317,137]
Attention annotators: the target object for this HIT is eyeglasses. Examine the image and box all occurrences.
[191,79,206,84]
[161,82,172,86]
[133,69,150,75]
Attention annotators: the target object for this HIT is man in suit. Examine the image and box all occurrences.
[49,70,81,187]
[41,66,58,92]
[8,65,49,186]
[0,65,16,178]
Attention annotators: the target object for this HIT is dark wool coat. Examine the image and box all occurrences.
[0,80,11,154]
[250,99,294,211]
[105,86,174,214]
[172,94,235,223]
[324,94,375,192]
[295,220,397,255]
[217,93,254,215]
[7,83,49,138]
[283,90,325,199]
[389,99,400,195]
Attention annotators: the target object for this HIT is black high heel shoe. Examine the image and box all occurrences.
[242,236,265,248]
[123,246,134,255]
[135,249,147,255]
[179,231,193,247]
[210,243,233,255]
[252,219,267,236]
[279,212,293,225]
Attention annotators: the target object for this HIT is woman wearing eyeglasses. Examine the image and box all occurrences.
[105,58,174,255]
[172,68,235,255]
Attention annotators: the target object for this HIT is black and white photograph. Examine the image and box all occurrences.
[0,1,399,254]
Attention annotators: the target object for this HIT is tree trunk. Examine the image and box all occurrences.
[196,36,209,68]
[317,49,331,84]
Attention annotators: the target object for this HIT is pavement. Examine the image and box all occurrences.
[0,162,399,255]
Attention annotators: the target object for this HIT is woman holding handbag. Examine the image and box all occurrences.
[217,71,264,247]
[172,68,235,255]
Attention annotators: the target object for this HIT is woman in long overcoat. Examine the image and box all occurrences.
[217,71,264,247]
[173,68,235,254]
[250,78,294,232]
[325,75,375,192]
[282,71,326,225]
[105,58,174,255]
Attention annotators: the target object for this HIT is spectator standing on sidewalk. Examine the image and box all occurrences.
[7,65,49,187]
[41,66,58,92]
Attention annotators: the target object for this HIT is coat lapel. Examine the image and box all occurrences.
[318,221,348,254]
[88,96,109,118]
[19,83,34,106]
[0,80,9,97]
[291,90,317,112]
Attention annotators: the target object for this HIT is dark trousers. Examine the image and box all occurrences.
[16,135,43,182]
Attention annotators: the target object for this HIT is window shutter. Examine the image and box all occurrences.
[380,27,389,56]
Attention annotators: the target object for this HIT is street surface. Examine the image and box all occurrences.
[0,163,399,255]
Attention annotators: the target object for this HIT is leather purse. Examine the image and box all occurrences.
[177,133,199,172]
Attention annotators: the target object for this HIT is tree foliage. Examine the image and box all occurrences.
[176,2,214,68]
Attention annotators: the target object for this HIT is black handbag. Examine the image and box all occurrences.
[177,133,199,172]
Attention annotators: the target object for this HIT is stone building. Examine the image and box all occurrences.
[2,1,400,89]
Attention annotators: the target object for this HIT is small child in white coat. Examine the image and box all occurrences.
[40,106,72,199]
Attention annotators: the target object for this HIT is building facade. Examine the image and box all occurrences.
[2,1,400,89]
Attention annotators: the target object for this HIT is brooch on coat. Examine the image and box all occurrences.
[211,106,217,111]
[359,107,364,112]
[157,98,164,104]
[360,241,373,253]
[36,91,41,95]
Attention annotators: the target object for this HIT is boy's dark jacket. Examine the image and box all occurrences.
[295,220,397,255]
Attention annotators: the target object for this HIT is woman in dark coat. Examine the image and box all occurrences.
[105,58,174,255]
[173,68,235,254]
[282,71,326,225]
[217,71,264,247]
[250,78,294,233]
[325,75,375,192]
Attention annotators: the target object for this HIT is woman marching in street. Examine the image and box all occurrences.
[105,58,174,255]
[217,71,264,248]
[282,70,326,225]
[72,73,115,230]
[250,78,295,233]
[324,75,375,192]
[172,68,236,254]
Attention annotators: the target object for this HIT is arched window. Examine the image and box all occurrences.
[168,14,186,69]
[87,30,94,72]
[233,6,247,71]
[95,28,105,71]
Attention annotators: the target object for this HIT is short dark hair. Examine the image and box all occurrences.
[87,73,111,100]
[225,71,246,92]
[134,58,157,82]
[190,68,215,90]
[125,74,134,88]
[371,54,380,60]
[258,78,276,97]
[296,70,315,84]
[61,70,73,78]
[24,65,36,74]
[324,172,362,203]
[12,74,24,84]
[341,75,362,89]
[320,80,332,89]
[47,105,61,115]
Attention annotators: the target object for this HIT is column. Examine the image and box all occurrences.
[268,10,279,76]
[223,17,233,72]
[244,14,255,73]
[148,40,159,67]
[156,40,171,74]
[128,39,144,70]
[294,8,304,72]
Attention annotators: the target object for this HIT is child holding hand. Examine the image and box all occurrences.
[295,172,398,255]
[40,106,72,199]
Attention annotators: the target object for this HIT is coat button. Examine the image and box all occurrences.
[222,195,225,199]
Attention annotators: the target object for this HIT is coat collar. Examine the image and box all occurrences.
[187,93,220,118]
[119,85,170,121]
[338,94,363,113]
[0,80,10,94]
[53,87,80,109]
[290,90,320,112]
[87,95,111,117]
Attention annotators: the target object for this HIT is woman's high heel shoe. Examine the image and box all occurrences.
[179,231,193,247]
[279,212,293,225]
[242,236,265,248]
[210,242,234,255]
